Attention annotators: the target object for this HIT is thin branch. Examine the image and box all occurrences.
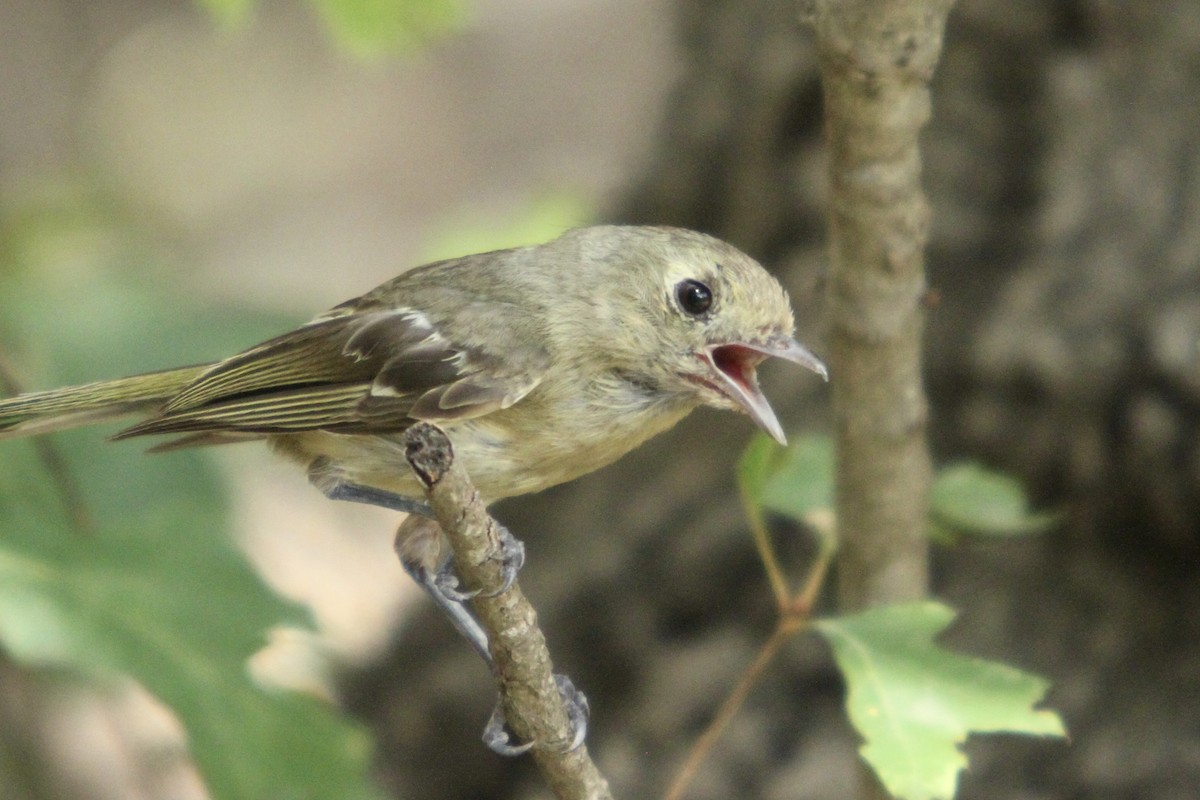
[790,509,836,616]
[662,620,799,800]
[402,422,613,800]
[663,521,834,800]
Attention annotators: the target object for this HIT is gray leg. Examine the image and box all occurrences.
[313,467,586,755]
[392,515,490,664]
[306,456,435,517]
[323,480,436,519]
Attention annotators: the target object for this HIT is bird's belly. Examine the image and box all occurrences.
[274,398,693,506]
[448,399,694,500]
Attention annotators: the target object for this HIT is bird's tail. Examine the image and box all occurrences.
[0,365,210,439]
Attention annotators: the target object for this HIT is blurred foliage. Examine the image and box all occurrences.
[738,433,1066,800]
[197,0,467,57]
[739,433,834,544]
[930,463,1062,543]
[0,188,383,799]
[740,432,1062,548]
[419,192,594,262]
[197,0,255,25]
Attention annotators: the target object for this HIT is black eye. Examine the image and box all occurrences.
[675,279,713,316]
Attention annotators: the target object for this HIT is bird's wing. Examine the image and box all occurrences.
[114,304,549,439]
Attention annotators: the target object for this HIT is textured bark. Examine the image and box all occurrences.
[806,0,953,612]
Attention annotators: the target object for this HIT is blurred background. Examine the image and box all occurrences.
[1,0,1198,799]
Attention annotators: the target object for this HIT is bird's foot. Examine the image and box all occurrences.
[429,523,524,601]
[489,524,526,595]
[482,673,590,756]
[390,515,493,663]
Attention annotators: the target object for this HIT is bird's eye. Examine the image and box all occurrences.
[675,279,713,316]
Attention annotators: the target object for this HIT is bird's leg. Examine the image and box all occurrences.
[308,465,489,651]
[394,516,493,664]
[396,517,586,755]
[309,461,526,601]
[318,477,436,519]
[314,470,525,599]
[310,465,586,754]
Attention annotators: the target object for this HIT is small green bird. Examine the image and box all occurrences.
[0,225,825,503]
[0,225,826,750]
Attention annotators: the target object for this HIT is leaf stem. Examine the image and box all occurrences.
[739,481,791,611]
[662,618,801,800]
[664,528,832,800]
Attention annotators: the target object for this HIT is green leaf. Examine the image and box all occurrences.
[307,0,465,57]
[738,433,834,522]
[0,204,383,800]
[931,463,1060,539]
[816,602,1066,800]
[0,444,381,800]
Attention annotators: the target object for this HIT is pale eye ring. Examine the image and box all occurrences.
[675,279,713,316]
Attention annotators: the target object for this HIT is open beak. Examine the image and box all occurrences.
[701,338,827,446]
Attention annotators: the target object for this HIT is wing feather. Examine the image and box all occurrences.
[115,302,549,439]
[118,385,370,437]
[165,318,376,411]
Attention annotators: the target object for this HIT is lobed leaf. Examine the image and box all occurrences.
[816,602,1066,800]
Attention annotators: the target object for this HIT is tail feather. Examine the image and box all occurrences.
[0,365,211,439]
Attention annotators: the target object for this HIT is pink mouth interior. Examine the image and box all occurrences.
[709,344,766,393]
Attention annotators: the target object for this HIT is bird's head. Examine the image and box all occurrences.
[566,226,827,445]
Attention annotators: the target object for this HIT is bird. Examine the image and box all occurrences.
[0,224,826,750]
[0,225,825,500]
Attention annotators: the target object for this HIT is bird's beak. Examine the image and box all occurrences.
[701,338,828,446]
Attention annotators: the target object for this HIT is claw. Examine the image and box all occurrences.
[433,561,479,602]
[556,674,590,752]
[483,703,537,756]
[430,524,524,601]
[485,525,525,596]
[480,673,590,757]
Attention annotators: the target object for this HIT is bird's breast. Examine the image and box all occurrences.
[440,369,696,499]
[277,370,697,505]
